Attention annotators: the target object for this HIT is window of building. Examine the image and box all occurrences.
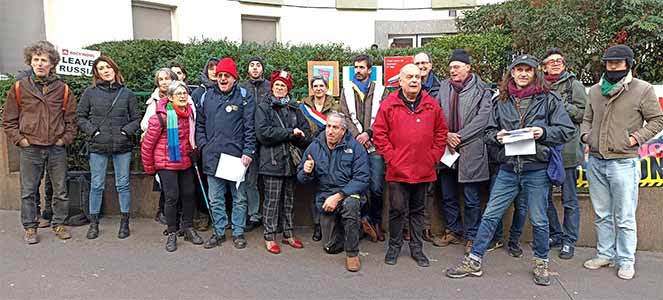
[449,9,457,17]
[389,34,445,48]
[132,2,173,40]
[241,15,279,44]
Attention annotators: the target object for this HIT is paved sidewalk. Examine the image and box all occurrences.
[0,210,661,300]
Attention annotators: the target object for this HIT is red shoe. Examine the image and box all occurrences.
[265,241,281,254]
[282,237,304,249]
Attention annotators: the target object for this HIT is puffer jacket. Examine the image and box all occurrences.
[484,91,576,172]
[255,96,312,177]
[141,99,194,175]
[297,131,369,210]
[76,81,141,154]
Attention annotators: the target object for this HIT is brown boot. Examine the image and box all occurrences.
[433,230,461,247]
[464,240,474,254]
[346,256,361,272]
[361,218,377,242]
[52,225,72,240]
[422,229,435,243]
[24,228,39,244]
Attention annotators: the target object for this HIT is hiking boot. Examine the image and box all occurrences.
[446,256,483,278]
[384,246,400,265]
[24,228,39,244]
[508,242,523,258]
[617,264,635,280]
[583,257,615,270]
[204,234,226,249]
[38,218,51,228]
[422,229,434,243]
[182,227,204,245]
[464,240,474,255]
[411,251,430,267]
[533,259,551,286]
[233,235,247,249]
[118,213,130,239]
[165,233,177,252]
[487,240,504,252]
[87,214,99,240]
[361,218,378,242]
[52,225,71,240]
[559,244,575,260]
[433,230,461,247]
[346,256,361,272]
[312,224,322,241]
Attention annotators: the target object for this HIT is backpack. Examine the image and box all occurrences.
[14,80,70,111]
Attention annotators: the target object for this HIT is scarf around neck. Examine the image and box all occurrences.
[166,102,182,162]
[544,71,568,84]
[508,79,543,99]
[351,77,370,99]
[601,70,632,97]
[423,73,435,91]
[31,72,60,94]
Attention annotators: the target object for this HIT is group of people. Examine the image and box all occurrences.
[4,40,662,284]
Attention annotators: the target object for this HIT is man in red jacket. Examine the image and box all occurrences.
[373,64,448,267]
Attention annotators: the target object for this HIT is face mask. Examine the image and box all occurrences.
[604,69,629,84]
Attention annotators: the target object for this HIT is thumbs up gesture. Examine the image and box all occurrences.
[304,154,315,174]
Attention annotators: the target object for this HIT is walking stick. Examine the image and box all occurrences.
[192,162,220,238]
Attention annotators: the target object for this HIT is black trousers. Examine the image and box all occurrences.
[320,196,361,257]
[157,168,195,233]
[388,181,427,252]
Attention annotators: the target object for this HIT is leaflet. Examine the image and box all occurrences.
[215,153,247,189]
[503,129,535,156]
[440,146,460,168]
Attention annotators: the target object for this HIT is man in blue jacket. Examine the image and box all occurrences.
[297,112,370,272]
[195,57,256,250]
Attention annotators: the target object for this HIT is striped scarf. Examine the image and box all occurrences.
[166,102,181,162]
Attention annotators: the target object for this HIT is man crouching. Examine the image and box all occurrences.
[297,111,370,272]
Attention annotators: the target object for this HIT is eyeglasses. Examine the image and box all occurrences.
[545,58,565,65]
[173,91,188,97]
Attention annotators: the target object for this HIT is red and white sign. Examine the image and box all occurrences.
[56,47,101,76]
[383,56,414,87]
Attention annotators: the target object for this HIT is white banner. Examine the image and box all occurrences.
[56,47,100,76]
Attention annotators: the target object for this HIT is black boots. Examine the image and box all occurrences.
[312,224,322,241]
[166,232,177,252]
[182,227,204,245]
[87,214,99,239]
[118,213,130,239]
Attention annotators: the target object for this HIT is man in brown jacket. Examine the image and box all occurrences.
[581,44,663,280]
[3,40,78,244]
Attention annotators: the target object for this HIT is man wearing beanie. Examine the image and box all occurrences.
[541,48,587,260]
[581,44,663,280]
[432,48,492,256]
[196,57,256,250]
[446,54,575,286]
[340,54,389,243]
[239,56,271,232]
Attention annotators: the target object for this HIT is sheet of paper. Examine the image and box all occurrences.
[502,129,534,144]
[215,153,247,189]
[505,139,536,156]
[440,146,460,168]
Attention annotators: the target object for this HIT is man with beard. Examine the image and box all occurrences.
[340,54,388,242]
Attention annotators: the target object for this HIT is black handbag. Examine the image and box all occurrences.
[274,108,303,167]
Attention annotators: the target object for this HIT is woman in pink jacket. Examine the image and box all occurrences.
[141,81,203,252]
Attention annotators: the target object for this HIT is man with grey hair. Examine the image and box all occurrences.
[297,112,370,272]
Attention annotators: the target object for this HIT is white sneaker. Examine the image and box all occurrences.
[583,257,615,270]
[617,264,635,280]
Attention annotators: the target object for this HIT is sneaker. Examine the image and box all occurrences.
[617,264,635,280]
[52,225,72,240]
[24,228,39,244]
[446,256,483,278]
[487,240,504,252]
[433,230,462,247]
[583,257,615,270]
[533,259,551,286]
[508,242,523,258]
[559,244,575,260]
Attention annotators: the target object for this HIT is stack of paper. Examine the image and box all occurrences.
[503,129,536,156]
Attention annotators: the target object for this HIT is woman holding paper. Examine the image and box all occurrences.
[255,70,312,254]
[141,81,204,252]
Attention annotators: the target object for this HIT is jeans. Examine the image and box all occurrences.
[388,181,427,252]
[320,196,361,257]
[367,153,385,224]
[469,168,551,262]
[546,167,580,246]
[208,176,247,237]
[35,168,53,216]
[158,168,195,233]
[439,170,483,240]
[491,170,527,245]
[245,159,262,222]
[20,145,69,229]
[89,152,132,214]
[587,156,640,266]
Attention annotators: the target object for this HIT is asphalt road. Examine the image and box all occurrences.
[1,210,662,300]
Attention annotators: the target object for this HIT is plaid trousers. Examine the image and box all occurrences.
[262,175,295,241]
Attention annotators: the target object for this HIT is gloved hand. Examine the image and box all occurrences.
[188,148,200,163]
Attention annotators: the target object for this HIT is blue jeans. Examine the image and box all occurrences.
[586,156,640,266]
[367,153,385,224]
[491,171,527,245]
[245,159,262,222]
[208,176,247,236]
[439,170,483,240]
[546,167,580,246]
[470,168,551,262]
[89,152,132,214]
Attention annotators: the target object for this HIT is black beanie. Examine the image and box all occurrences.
[247,56,265,68]
[449,49,471,65]
[602,45,634,68]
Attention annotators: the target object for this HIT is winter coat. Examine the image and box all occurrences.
[76,81,141,154]
[3,76,78,146]
[240,78,272,105]
[195,84,256,176]
[300,94,341,137]
[548,72,587,168]
[581,72,663,159]
[373,89,448,184]
[297,131,369,210]
[484,92,576,172]
[339,81,388,138]
[255,96,312,177]
[141,99,194,174]
[437,75,493,182]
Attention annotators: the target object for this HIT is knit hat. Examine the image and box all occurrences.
[449,49,471,65]
[602,44,634,68]
[508,54,539,70]
[247,56,265,68]
[215,57,239,79]
[270,70,294,92]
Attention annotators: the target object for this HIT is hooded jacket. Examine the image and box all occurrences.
[191,57,219,110]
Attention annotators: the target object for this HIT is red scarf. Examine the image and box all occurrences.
[544,73,561,83]
[508,79,543,99]
[448,75,473,132]
[172,103,190,118]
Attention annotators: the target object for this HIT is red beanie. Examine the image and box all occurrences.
[270,70,294,92]
[215,58,238,79]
